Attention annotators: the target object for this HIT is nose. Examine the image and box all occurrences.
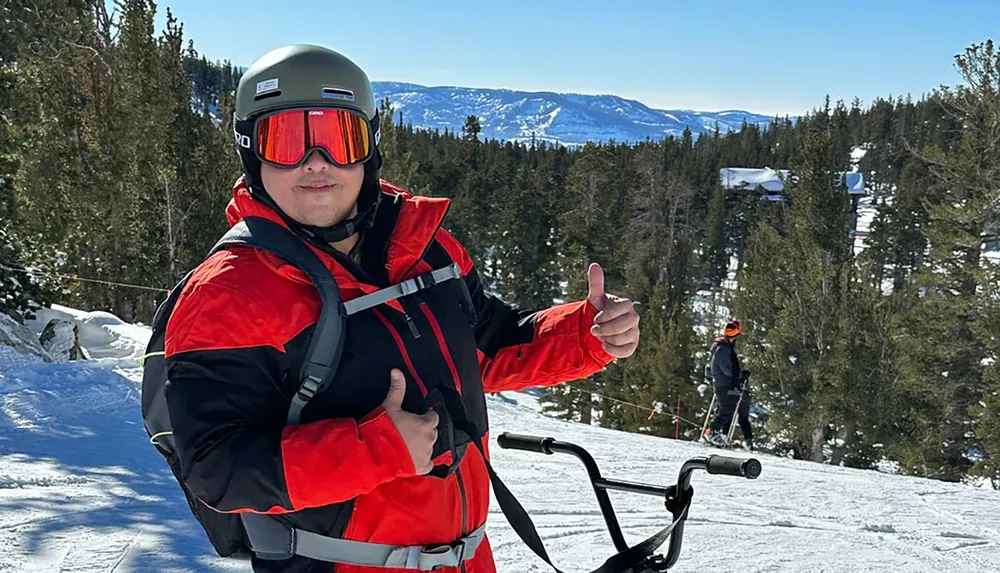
[302,149,334,172]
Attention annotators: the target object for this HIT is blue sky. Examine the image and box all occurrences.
[146,0,998,116]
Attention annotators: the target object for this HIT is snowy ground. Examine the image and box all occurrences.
[1,308,999,572]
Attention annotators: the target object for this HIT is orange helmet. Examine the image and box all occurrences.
[723,320,742,338]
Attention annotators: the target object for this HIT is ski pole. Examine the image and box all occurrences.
[727,377,749,444]
[727,391,743,444]
[700,392,716,441]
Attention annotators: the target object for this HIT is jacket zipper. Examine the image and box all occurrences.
[403,313,421,338]
[371,308,428,396]
[385,248,475,568]
[456,468,469,572]
[411,295,475,569]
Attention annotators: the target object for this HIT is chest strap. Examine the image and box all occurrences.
[343,262,463,316]
[243,512,486,570]
[285,261,463,426]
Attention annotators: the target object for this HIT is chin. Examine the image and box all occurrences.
[299,216,342,228]
[295,211,345,228]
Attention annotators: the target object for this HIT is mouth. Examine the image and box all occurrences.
[298,182,337,192]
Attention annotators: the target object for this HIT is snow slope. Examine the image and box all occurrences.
[1,309,999,572]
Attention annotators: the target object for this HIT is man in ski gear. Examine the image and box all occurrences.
[706,320,752,449]
[162,44,641,573]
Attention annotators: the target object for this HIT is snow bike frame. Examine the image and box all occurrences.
[498,433,762,572]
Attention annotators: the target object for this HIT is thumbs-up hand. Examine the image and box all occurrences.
[586,263,640,359]
[382,369,438,475]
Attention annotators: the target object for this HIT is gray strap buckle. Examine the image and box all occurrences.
[385,539,465,571]
[399,276,422,297]
[424,537,472,570]
[384,524,485,570]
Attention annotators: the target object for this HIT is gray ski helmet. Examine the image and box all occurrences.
[235,44,377,122]
[232,44,383,244]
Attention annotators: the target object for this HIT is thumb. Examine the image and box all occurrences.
[587,262,606,310]
[382,369,406,411]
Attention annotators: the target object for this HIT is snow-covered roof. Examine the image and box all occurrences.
[720,168,867,195]
[720,167,789,192]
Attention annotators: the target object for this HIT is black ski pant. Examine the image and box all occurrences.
[710,383,752,442]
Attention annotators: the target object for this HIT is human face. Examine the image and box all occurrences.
[260,150,364,228]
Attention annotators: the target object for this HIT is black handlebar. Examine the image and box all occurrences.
[496,433,554,455]
[706,455,762,479]
[497,432,762,571]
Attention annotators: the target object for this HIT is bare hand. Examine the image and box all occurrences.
[586,263,640,359]
[381,369,438,475]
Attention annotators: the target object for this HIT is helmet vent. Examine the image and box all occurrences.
[321,87,356,102]
[254,90,283,102]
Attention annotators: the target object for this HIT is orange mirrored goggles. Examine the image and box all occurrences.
[254,108,373,167]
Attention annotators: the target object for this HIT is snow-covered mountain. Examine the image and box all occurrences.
[2,304,999,571]
[373,82,777,146]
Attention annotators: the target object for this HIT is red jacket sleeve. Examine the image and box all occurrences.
[165,282,415,514]
[478,299,615,393]
[435,228,614,394]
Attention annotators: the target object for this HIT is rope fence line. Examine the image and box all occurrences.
[560,383,706,430]
[0,263,169,293]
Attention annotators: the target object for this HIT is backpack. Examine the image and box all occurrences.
[703,341,720,381]
[141,215,469,558]
[140,216,349,557]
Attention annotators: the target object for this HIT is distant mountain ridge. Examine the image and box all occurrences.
[372,82,776,146]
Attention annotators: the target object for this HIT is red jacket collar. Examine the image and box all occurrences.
[224,176,451,306]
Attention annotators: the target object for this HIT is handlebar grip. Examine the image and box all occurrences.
[706,455,762,479]
[497,433,554,454]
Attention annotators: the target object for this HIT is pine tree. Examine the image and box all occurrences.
[701,186,729,286]
[159,11,240,288]
[462,115,482,141]
[3,0,101,317]
[613,145,699,434]
[0,224,55,323]
[377,97,420,192]
[736,105,892,462]
[540,143,626,422]
[894,40,1000,482]
[493,149,561,310]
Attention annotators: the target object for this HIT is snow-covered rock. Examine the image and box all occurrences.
[39,318,83,361]
[25,304,150,360]
[0,312,52,366]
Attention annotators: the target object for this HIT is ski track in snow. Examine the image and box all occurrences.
[1,322,1000,571]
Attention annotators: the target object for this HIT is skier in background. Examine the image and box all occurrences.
[706,320,753,450]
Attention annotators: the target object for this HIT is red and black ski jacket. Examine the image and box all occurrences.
[163,177,614,573]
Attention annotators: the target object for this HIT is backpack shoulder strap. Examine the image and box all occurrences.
[212,217,345,426]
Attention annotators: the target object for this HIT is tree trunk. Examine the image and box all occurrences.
[579,392,593,425]
[810,421,826,463]
[164,174,175,284]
